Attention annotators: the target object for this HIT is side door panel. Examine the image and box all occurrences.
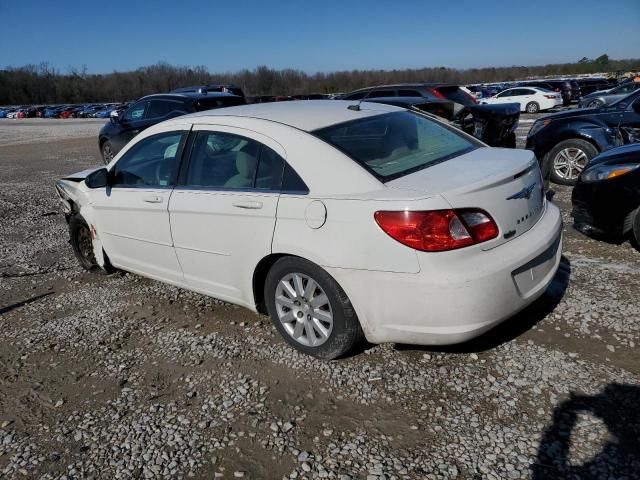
[168,126,285,307]
[90,127,189,283]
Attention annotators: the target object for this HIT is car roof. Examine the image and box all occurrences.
[139,92,238,101]
[178,100,404,131]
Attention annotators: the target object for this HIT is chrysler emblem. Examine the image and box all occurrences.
[507,183,536,200]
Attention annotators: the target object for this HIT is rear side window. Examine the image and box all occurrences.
[367,90,396,98]
[194,96,246,111]
[315,111,478,182]
[343,91,367,100]
[183,131,289,191]
[398,89,422,97]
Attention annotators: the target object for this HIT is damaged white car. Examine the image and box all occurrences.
[56,101,562,359]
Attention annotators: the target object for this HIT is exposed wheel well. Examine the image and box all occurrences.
[252,253,291,314]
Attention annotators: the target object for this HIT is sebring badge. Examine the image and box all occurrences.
[507,182,537,200]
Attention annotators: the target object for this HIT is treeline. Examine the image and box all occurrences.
[1,55,638,105]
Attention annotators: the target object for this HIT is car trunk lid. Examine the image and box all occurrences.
[386,147,545,249]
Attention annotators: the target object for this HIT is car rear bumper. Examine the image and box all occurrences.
[327,202,563,345]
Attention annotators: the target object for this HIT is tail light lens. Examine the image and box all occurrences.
[428,88,446,100]
[374,209,499,252]
[544,95,557,99]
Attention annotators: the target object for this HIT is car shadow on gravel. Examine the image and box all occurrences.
[393,254,572,354]
[532,383,640,479]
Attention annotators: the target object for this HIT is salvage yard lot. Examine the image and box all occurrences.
[1,118,639,479]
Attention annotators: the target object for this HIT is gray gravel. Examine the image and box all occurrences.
[1,122,639,479]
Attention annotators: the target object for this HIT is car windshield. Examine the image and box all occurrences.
[315,111,479,182]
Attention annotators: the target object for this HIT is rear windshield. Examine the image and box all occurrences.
[434,86,476,106]
[315,111,479,182]
[194,96,245,111]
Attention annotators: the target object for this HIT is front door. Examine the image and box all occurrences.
[168,127,285,306]
[89,129,187,283]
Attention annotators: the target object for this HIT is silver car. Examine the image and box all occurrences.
[579,81,640,108]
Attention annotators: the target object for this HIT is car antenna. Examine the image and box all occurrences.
[347,93,368,111]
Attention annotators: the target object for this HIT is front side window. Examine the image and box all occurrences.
[145,99,186,119]
[123,101,147,121]
[398,89,422,97]
[111,132,183,187]
[315,111,479,182]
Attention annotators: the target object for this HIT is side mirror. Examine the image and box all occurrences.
[85,168,109,189]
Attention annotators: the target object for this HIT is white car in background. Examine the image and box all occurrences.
[55,101,562,359]
[481,87,563,113]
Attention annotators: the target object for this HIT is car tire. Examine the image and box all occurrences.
[546,139,599,186]
[525,102,540,114]
[632,209,640,252]
[101,140,115,164]
[264,256,364,360]
[69,215,113,274]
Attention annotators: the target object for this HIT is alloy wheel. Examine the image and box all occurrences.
[102,143,114,163]
[274,273,333,347]
[553,147,588,180]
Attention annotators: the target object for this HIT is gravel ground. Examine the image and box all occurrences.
[0,119,104,147]
[0,117,639,480]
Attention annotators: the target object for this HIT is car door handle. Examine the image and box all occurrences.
[232,200,263,209]
[143,195,163,203]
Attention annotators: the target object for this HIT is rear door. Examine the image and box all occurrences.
[168,126,284,306]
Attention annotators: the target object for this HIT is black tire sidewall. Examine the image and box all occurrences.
[633,209,640,251]
[264,257,362,360]
[69,215,98,270]
[547,139,598,186]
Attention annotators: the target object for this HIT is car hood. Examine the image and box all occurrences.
[582,89,612,99]
[61,167,101,182]
[537,106,604,121]
[585,143,640,169]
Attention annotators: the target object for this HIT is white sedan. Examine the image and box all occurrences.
[56,101,562,359]
[481,87,563,113]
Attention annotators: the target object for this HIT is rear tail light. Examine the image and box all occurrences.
[544,95,557,99]
[374,209,499,252]
[428,88,446,100]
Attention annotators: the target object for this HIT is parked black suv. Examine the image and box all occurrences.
[340,83,478,113]
[526,89,640,186]
[170,84,245,99]
[98,92,245,163]
[520,80,573,106]
[575,78,616,97]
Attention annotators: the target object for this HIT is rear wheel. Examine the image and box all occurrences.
[101,140,115,164]
[546,139,598,186]
[632,209,640,252]
[69,215,112,274]
[264,257,363,360]
[525,102,540,114]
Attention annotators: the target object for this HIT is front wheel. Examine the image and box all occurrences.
[632,209,640,252]
[69,215,113,274]
[101,140,115,164]
[546,139,598,186]
[264,257,363,360]
[525,102,540,114]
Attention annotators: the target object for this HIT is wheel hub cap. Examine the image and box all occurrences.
[274,273,333,347]
[553,147,588,180]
